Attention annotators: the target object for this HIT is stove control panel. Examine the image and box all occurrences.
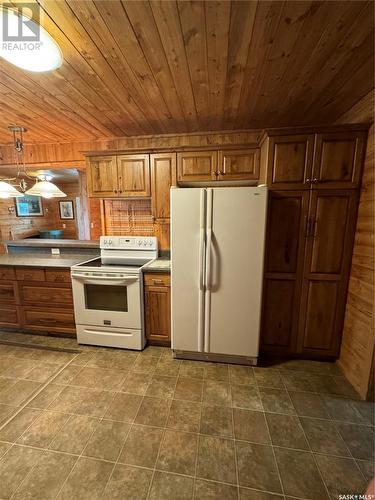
[100,235,158,251]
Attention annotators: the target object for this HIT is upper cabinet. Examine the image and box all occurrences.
[312,131,366,189]
[217,149,260,181]
[177,151,217,182]
[177,148,260,183]
[263,129,367,191]
[87,156,119,197]
[117,154,150,197]
[87,154,150,198]
[265,135,314,190]
[151,153,176,221]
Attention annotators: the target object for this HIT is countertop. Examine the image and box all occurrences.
[4,239,99,249]
[143,258,171,273]
[0,253,99,268]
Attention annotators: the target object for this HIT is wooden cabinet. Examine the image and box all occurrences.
[20,307,76,334]
[264,130,366,191]
[87,154,151,198]
[177,148,260,183]
[261,189,359,358]
[297,190,358,356]
[0,267,15,280]
[87,156,118,197]
[177,151,217,182]
[312,131,366,188]
[150,153,176,220]
[261,191,309,354]
[217,149,260,181]
[117,154,150,197]
[0,266,75,335]
[265,134,314,189]
[144,272,171,345]
[0,281,18,305]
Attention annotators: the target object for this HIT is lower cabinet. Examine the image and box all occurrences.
[144,273,171,345]
[0,266,75,335]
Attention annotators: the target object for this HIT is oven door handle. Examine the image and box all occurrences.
[71,274,138,285]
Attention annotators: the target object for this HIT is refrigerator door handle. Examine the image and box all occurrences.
[204,189,213,353]
[197,189,206,352]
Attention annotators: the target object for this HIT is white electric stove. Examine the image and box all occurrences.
[71,236,158,349]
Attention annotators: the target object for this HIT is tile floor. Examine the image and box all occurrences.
[0,332,373,500]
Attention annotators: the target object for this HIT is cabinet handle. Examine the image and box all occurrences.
[305,178,311,184]
[312,178,319,183]
[152,279,164,285]
[223,157,226,175]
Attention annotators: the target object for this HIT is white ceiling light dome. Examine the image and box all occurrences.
[0,6,63,72]
[0,181,23,199]
[25,177,67,198]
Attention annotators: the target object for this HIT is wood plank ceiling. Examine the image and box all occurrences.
[0,0,373,144]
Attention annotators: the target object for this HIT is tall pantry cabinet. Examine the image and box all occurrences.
[260,128,367,358]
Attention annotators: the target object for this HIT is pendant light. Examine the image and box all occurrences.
[0,126,67,199]
[0,6,63,73]
[0,181,24,199]
[25,175,67,198]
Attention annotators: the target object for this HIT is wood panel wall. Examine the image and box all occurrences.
[0,130,260,167]
[0,181,79,249]
[336,90,374,400]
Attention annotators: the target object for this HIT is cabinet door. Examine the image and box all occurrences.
[20,307,76,334]
[144,280,171,344]
[87,156,118,198]
[267,135,314,189]
[19,283,73,307]
[177,151,217,182]
[0,305,20,328]
[261,191,309,354]
[117,154,150,197]
[312,131,366,189]
[0,281,18,304]
[298,190,358,356]
[217,149,260,181]
[150,153,176,220]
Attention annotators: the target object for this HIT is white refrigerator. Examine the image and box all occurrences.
[171,186,267,364]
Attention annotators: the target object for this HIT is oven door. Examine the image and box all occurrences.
[71,273,141,329]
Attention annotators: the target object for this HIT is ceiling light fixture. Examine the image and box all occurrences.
[25,175,67,199]
[0,126,67,199]
[0,5,63,72]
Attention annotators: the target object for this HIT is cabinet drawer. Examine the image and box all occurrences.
[19,283,73,306]
[16,267,45,282]
[0,305,20,327]
[0,267,15,280]
[21,307,75,332]
[45,269,72,283]
[144,273,170,287]
[0,282,18,304]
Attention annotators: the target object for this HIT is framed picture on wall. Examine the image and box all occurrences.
[59,200,74,220]
[15,195,43,217]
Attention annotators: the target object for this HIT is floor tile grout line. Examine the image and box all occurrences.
[257,381,286,498]
[230,404,241,500]
[146,362,180,499]
[192,390,203,500]
[51,376,131,500]
[285,384,343,499]
[0,353,80,433]
[2,353,81,500]
[101,361,159,499]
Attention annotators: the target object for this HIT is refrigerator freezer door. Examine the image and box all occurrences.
[171,188,206,352]
[207,187,267,357]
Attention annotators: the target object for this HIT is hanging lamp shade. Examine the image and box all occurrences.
[25,179,67,198]
[0,181,23,198]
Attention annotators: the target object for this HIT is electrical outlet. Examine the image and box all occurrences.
[62,223,66,229]
[51,248,60,255]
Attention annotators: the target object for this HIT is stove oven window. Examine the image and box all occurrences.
[84,284,128,312]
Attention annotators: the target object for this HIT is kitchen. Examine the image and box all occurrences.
[0,1,374,499]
